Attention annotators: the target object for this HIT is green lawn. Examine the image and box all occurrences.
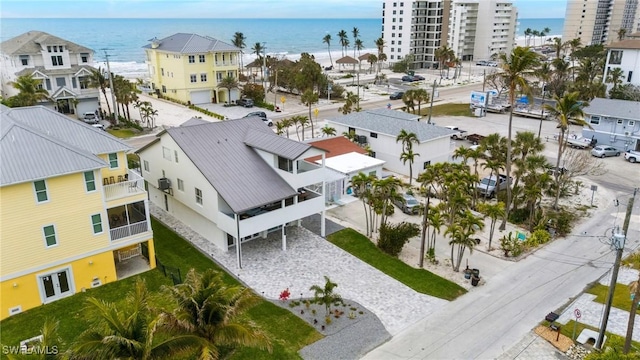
[422,103,473,117]
[0,218,321,359]
[327,228,466,301]
[587,283,634,311]
[107,128,136,138]
[545,319,640,351]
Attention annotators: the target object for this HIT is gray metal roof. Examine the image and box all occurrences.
[243,124,312,160]
[3,106,131,155]
[17,65,97,77]
[180,117,211,127]
[583,98,640,120]
[142,33,239,54]
[163,117,299,213]
[327,108,456,142]
[0,31,93,55]
[1,114,108,186]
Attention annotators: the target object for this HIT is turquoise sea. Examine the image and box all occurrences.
[1,17,563,78]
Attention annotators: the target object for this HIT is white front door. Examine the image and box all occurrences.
[39,268,73,303]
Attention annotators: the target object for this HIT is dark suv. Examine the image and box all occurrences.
[243,111,273,127]
[237,98,254,107]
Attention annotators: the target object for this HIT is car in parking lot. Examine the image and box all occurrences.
[243,111,273,126]
[476,174,511,198]
[393,193,421,214]
[401,75,414,82]
[389,91,405,100]
[237,98,254,107]
[82,112,99,124]
[475,60,488,66]
[591,145,620,158]
[413,75,425,81]
[486,61,498,67]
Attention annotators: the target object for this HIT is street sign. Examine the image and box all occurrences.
[281,96,286,104]
[574,308,581,319]
[313,108,319,118]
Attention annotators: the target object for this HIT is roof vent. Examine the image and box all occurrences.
[149,37,161,49]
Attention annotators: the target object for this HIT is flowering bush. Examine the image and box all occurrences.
[279,288,290,302]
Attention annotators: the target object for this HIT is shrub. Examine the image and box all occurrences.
[500,232,524,257]
[242,83,265,102]
[526,229,552,248]
[546,208,574,236]
[377,222,420,257]
[508,208,530,224]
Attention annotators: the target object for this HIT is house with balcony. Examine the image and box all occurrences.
[136,117,329,268]
[0,31,100,117]
[325,109,456,179]
[581,98,640,152]
[143,33,241,105]
[604,38,640,92]
[0,105,155,320]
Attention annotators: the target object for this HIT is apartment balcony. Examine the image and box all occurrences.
[103,170,146,202]
[108,200,151,242]
[214,61,238,67]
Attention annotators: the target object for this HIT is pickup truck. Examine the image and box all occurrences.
[466,133,485,145]
[624,150,640,163]
[476,174,511,198]
[445,126,468,140]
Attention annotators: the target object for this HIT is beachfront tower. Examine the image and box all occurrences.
[563,0,640,46]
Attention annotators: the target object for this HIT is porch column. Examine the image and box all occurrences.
[282,225,287,251]
[321,210,326,237]
[235,214,242,269]
[143,200,150,230]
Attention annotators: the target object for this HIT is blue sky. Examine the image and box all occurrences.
[1,0,566,19]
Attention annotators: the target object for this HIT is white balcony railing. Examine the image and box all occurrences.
[110,221,150,241]
[104,170,145,201]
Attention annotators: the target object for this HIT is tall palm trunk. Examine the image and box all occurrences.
[500,104,515,230]
[101,88,112,117]
[362,198,370,237]
[553,130,566,209]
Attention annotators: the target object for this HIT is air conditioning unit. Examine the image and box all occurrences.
[624,131,631,136]
[358,135,368,144]
[158,177,171,190]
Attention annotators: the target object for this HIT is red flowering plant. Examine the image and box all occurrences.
[279,288,291,302]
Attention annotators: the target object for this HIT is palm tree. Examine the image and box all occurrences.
[279,117,293,138]
[232,32,247,77]
[427,206,444,256]
[292,115,309,141]
[543,92,589,209]
[373,176,402,227]
[323,34,333,68]
[321,126,337,137]
[510,131,544,208]
[338,91,359,114]
[617,28,627,41]
[7,318,63,360]
[367,54,378,74]
[301,89,319,138]
[605,67,624,92]
[375,37,386,72]
[354,39,364,58]
[446,209,484,271]
[402,90,417,114]
[71,280,198,359]
[351,172,376,236]
[88,67,112,117]
[217,75,239,104]
[396,129,419,152]
[497,46,540,229]
[524,28,532,47]
[337,30,348,57]
[550,37,566,59]
[310,276,342,316]
[251,42,265,79]
[352,27,360,57]
[162,269,271,358]
[434,46,454,78]
[413,88,430,115]
[10,74,50,107]
[400,149,420,187]
[477,202,505,250]
[567,38,582,81]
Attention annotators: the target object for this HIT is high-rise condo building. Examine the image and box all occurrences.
[563,0,640,45]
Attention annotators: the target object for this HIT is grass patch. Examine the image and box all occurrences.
[586,283,634,311]
[327,228,466,300]
[0,218,320,359]
[422,103,473,117]
[544,319,640,351]
[107,128,136,138]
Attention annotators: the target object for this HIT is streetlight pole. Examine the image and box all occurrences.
[102,49,119,123]
[427,80,437,124]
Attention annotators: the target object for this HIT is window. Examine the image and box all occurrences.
[188,55,195,63]
[617,119,624,125]
[81,53,89,63]
[370,132,378,138]
[143,160,150,172]
[199,54,205,62]
[91,214,103,234]
[200,73,207,82]
[163,147,171,160]
[609,50,623,65]
[79,76,89,89]
[45,79,51,90]
[162,85,166,93]
[629,120,636,127]
[627,71,633,82]
[47,46,52,52]
[370,151,376,158]
[34,180,48,202]
[51,56,63,66]
[177,178,184,191]
[72,77,77,88]
[43,225,57,247]
[195,188,203,205]
[56,77,66,87]
[423,161,431,169]
[59,46,63,52]
[174,150,179,163]
[161,68,164,76]
[190,74,197,83]
[84,171,96,192]
[278,156,293,172]
[590,116,600,125]
[20,55,29,65]
[108,153,118,169]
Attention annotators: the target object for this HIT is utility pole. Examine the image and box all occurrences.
[427,80,437,124]
[102,49,119,124]
[596,188,636,350]
[482,69,486,92]
[623,188,638,354]
[537,83,546,139]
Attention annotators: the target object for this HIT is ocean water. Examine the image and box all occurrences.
[1,17,563,78]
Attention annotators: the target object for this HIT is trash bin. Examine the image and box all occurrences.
[471,276,480,286]
[472,269,480,277]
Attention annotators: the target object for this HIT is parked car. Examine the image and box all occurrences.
[445,126,468,140]
[92,124,106,131]
[413,75,425,81]
[243,111,273,126]
[475,60,488,66]
[393,193,421,214]
[401,75,414,82]
[389,91,405,100]
[82,112,99,124]
[591,145,620,158]
[476,174,511,198]
[624,150,640,163]
[237,98,254,107]
[324,65,333,71]
[486,61,498,67]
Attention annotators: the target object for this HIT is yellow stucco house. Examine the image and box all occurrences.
[144,33,241,105]
[0,105,155,320]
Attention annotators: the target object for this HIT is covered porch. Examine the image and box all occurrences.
[114,241,153,279]
[107,200,150,241]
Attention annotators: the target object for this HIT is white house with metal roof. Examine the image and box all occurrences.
[143,33,241,105]
[325,109,456,178]
[604,39,640,92]
[581,98,640,152]
[0,31,99,117]
[137,117,329,268]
